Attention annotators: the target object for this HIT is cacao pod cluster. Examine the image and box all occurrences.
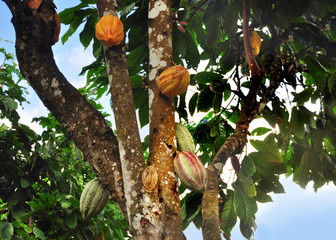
[80,178,109,220]
[157,65,190,98]
[174,123,207,192]
[95,15,124,47]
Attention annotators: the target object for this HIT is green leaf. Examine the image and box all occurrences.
[20,178,29,188]
[250,134,282,164]
[7,191,21,209]
[292,87,314,106]
[61,16,83,44]
[65,213,77,229]
[233,180,258,223]
[58,8,76,25]
[184,30,200,69]
[221,190,237,235]
[113,227,125,240]
[120,2,137,16]
[197,86,215,112]
[193,72,223,84]
[188,93,198,116]
[256,190,273,203]
[240,156,256,177]
[15,229,34,240]
[3,97,17,112]
[80,14,97,49]
[173,30,188,60]
[220,48,236,74]
[295,148,312,188]
[33,226,46,240]
[250,127,272,136]
[0,222,13,240]
[212,93,223,113]
[11,207,26,219]
[92,38,103,59]
[240,218,256,240]
[138,99,149,128]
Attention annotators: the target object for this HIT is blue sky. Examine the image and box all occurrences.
[1,1,336,239]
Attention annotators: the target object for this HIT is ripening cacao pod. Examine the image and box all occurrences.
[80,178,109,220]
[157,65,190,98]
[175,123,196,153]
[52,12,61,43]
[26,0,42,9]
[174,151,207,192]
[95,15,124,47]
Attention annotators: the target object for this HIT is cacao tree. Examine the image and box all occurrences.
[1,0,336,239]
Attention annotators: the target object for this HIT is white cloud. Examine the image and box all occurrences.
[17,101,48,134]
[55,45,95,89]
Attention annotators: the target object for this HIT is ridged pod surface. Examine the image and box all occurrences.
[157,65,190,98]
[175,123,196,153]
[95,15,124,47]
[174,151,207,192]
[80,179,109,220]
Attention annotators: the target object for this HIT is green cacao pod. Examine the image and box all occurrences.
[157,65,190,98]
[174,151,207,192]
[175,123,196,153]
[80,178,109,220]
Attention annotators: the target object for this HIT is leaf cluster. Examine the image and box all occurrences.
[29,0,336,238]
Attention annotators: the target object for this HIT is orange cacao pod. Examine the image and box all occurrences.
[52,12,61,43]
[95,15,124,47]
[157,65,190,98]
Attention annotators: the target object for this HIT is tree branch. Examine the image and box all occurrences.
[5,0,126,215]
[96,0,147,237]
[201,1,265,238]
[147,0,184,239]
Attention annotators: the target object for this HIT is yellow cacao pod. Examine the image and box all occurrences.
[95,15,124,47]
[176,123,196,153]
[80,179,109,220]
[157,65,190,98]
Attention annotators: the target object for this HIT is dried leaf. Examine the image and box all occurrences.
[250,31,261,56]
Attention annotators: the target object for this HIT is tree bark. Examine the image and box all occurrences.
[96,0,146,235]
[3,0,126,215]
[147,0,185,239]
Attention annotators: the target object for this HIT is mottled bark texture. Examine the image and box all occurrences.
[96,0,148,238]
[3,0,126,215]
[147,0,185,239]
